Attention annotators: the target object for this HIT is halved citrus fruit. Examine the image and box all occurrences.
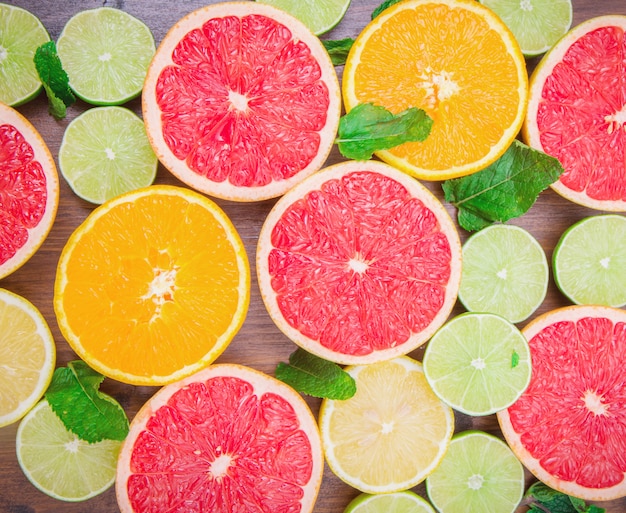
[0,101,59,279]
[344,490,436,513]
[257,160,462,365]
[319,356,454,493]
[342,0,528,180]
[498,305,626,501]
[116,363,323,513]
[54,185,250,386]
[142,2,341,202]
[0,288,55,428]
[523,15,626,211]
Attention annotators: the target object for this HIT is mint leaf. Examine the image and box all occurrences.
[34,41,76,119]
[523,482,606,513]
[372,0,403,18]
[45,360,129,443]
[442,140,564,232]
[323,38,354,66]
[336,102,433,161]
[275,349,356,400]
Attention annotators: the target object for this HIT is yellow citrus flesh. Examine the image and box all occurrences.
[319,356,454,493]
[343,0,528,180]
[0,288,55,428]
[54,185,250,386]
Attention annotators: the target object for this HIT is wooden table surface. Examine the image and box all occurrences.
[1,0,625,511]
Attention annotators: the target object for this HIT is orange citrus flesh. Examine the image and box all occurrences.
[54,186,250,386]
[343,0,528,180]
[498,305,626,501]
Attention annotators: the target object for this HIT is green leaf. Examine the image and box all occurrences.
[275,348,356,400]
[45,360,129,443]
[523,482,606,513]
[336,102,433,161]
[34,41,76,119]
[323,38,354,66]
[442,140,564,232]
[372,0,403,19]
[511,350,519,368]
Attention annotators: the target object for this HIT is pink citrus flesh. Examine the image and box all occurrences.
[498,305,626,501]
[257,160,462,365]
[142,1,341,202]
[0,102,59,279]
[116,363,323,513]
[524,15,626,211]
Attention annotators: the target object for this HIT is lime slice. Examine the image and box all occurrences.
[426,430,525,513]
[256,0,351,35]
[423,312,531,416]
[56,7,155,105]
[344,491,436,513]
[458,224,548,324]
[16,399,122,501]
[59,106,158,204]
[0,3,50,106]
[553,214,626,308]
[479,0,572,57]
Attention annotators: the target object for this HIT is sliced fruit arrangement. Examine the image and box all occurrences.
[343,490,436,513]
[423,312,531,416]
[458,224,549,323]
[54,185,250,386]
[0,101,59,279]
[116,363,323,513]
[319,356,454,494]
[553,214,626,308]
[56,7,155,105]
[0,288,55,427]
[142,1,341,201]
[479,0,573,57]
[256,0,351,35]
[426,430,525,513]
[16,399,122,502]
[343,0,528,180]
[498,305,626,501]
[0,3,50,106]
[58,106,158,204]
[524,15,626,211]
[257,160,461,365]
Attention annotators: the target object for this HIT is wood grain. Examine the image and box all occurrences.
[1,0,625,511]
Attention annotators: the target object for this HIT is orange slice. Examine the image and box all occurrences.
[54,185,250,386]
[343,0,528,181]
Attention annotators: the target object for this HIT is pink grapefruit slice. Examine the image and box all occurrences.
[523,15,626,211]
[498,305,626,501]
[142,2,341,202]
[257,160,462,365]
[0,102,59,279]
[116,363,323,513]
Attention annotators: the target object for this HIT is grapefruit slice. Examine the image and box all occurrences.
[0,102,59,279]
[257,160,462,365]
[142,2,341,202]
[523,15,626,211]
[498,305,626,501]
[116,363,323,513]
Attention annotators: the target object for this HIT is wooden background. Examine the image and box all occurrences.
[1,0,625,511]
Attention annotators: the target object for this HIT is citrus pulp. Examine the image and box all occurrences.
[344,490,436,513]
[257,160,462,365]
[256,0,351,35]
[143,1,341,201]
[116,363,323,513]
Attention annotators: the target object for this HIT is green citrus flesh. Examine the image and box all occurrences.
[0,3,50,106]
[458,224,548,324]
[344,491,436,513]
[59,106,158,204]
[426,431,525,513]
[256,0,351,35]
[56,7,155,105]
[553,214,626,308]
[479,0,572,56]
[423,312,531,416]
[16,399,121,502]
